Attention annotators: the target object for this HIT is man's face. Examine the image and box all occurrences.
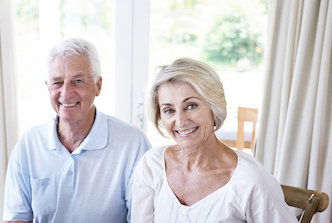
[45,55,102,125]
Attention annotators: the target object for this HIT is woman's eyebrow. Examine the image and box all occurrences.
[160,103,172,107]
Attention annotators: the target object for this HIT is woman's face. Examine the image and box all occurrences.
[158,82,215,149]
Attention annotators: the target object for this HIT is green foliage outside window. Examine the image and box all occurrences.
[203,11,264,66]
[15,0,267,71]
[151,0,268,70]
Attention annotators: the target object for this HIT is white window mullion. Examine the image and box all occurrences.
[115,0,134,124]
[132,0,150,130]
[115,0,150,130]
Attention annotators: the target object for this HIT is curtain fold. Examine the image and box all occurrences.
[256,0,332,222]
[0,0,18,221]
[0,49,8,222]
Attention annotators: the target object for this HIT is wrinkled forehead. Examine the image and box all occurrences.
[49,56,92,77]
[50,55,90,68]
[157,82,202,104]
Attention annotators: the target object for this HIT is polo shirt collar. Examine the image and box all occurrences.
[43,109,108,152]
[76,109,108,152]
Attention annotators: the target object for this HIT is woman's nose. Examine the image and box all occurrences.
[175,110,187,127]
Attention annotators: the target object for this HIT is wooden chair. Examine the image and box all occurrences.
[281,184,329,223]
[236,107,259,152]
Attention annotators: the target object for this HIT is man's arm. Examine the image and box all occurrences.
[4,147,34,222]
[5,221,33,223]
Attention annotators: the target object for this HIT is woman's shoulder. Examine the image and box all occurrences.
[231,150,281,190]
[234,150,267,173]
[136,145,168,171]
[143,145,168,159]
[134,145,169,186]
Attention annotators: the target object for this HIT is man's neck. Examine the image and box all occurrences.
[57,109,96,153]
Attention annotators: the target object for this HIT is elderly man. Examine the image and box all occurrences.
[3,38,151,223]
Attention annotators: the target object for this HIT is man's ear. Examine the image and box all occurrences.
[96,76,102,96]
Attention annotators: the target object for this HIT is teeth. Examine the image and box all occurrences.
[62,103,77,107]
[178,127,197,135]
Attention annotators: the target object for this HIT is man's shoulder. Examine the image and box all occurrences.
[20,119,54,139]
[105,115,145,135]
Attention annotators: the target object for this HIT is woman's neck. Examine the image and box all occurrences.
[171,135,226,172]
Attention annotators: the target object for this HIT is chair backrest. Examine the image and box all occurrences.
[236,107,259,152]
[281,184,329,223]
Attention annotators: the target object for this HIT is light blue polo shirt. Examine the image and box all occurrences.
[3,110,151,223]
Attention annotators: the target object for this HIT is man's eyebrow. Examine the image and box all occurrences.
[73,74,84,78]
[51,76,62,81]
[51,74,84,81]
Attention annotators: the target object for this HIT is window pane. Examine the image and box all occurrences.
[148,0,268,147]
[14,0,115,134]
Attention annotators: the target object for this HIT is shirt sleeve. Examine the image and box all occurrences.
[131,152,155,223]
[125,133,152,223]
[246,176,298,223]
[3,147,34,222]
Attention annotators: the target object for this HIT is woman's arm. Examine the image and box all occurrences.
[246,178,298,222]
[131,159,155,223]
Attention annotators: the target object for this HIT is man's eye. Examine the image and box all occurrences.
[75,79,82,83]
[52,82,62,85]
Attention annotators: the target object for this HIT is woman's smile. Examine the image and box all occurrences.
[176,126,199,136]
[60,102,79,108]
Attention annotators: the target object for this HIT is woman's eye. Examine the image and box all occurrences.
[164,109,174,114]
[188,104,197,110]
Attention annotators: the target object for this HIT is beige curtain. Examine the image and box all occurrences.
[255,0,332,222]
[0,0,18,221]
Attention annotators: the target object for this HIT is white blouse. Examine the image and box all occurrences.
[131,146,298,223]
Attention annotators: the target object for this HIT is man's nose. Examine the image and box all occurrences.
[60,82,73,97]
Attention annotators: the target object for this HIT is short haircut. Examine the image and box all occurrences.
[149,57,227,136]
[45,38,101,82]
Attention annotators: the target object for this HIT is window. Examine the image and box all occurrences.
[147,0,268,147]
[13,0,268,148]
[14,0,115,134]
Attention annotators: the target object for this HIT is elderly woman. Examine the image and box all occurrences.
[131,58,297,222]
